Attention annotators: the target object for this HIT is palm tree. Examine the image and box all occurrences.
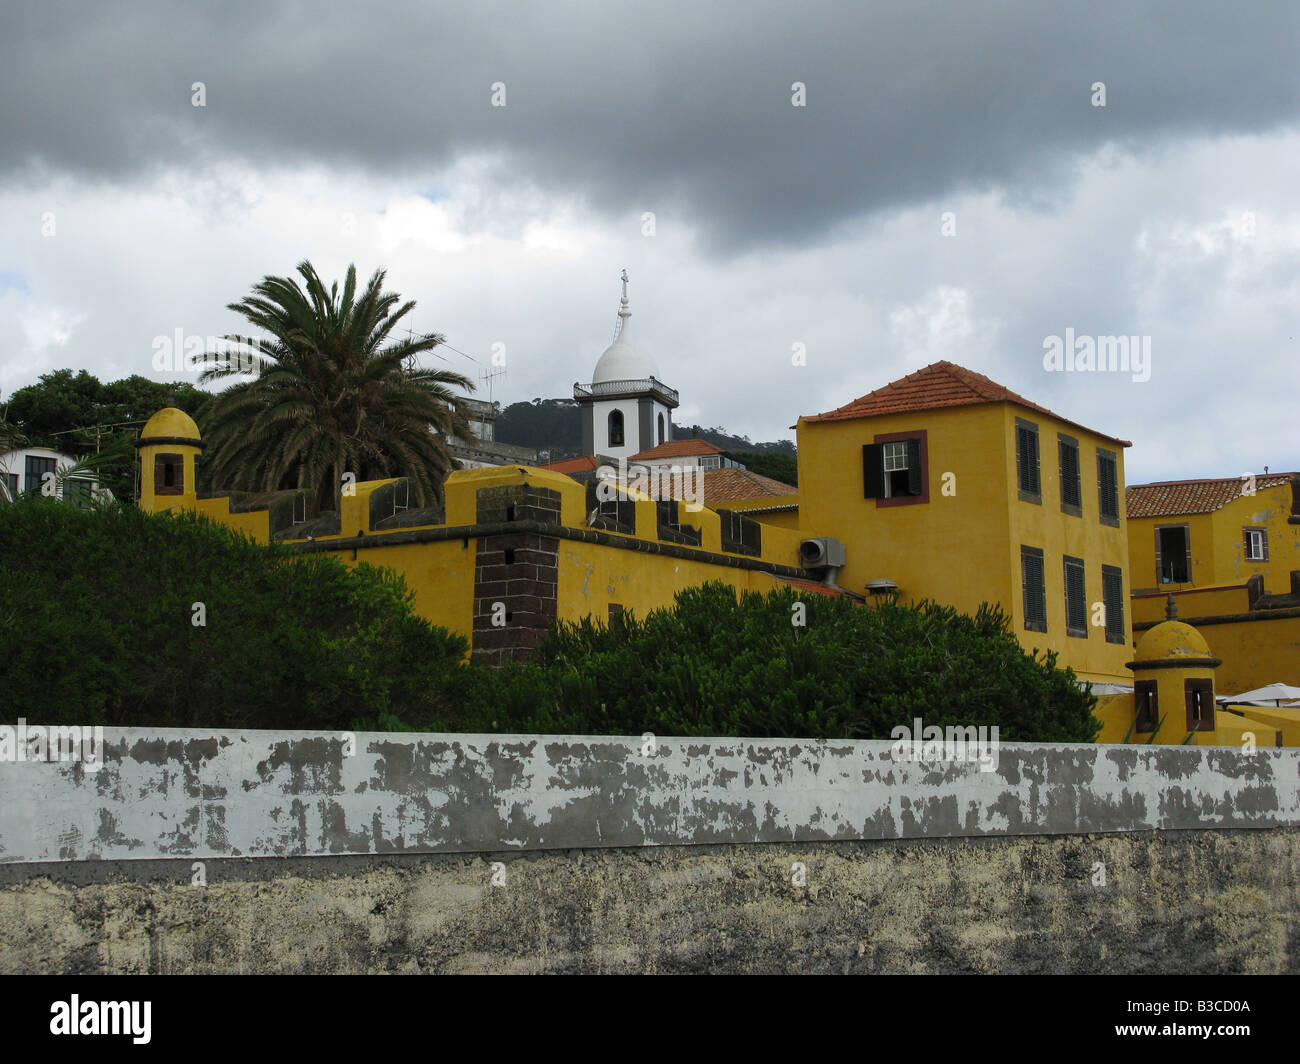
[199,261,474,512]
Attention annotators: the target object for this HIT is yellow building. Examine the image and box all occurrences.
[1127,473,1300,616]
[134,408,834,664]
[793,362,1133,684]
[1123,474,1300,697]
[1093,595,1300,747]
[134,361,1141,683]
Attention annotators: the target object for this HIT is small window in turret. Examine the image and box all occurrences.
[155,453,184,495]
[1134,680,1159,733]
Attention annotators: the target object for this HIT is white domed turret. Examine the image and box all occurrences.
[592,284,660,384]
[574,271,679,460]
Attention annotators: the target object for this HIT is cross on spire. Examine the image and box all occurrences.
[613,268,631,342]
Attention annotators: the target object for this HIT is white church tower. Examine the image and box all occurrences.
[574,270,678,459]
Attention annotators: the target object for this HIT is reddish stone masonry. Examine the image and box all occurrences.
[472,531,560,666]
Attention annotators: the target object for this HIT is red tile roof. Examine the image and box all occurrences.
[702,468,796,505]
[1126,474,1296,519]
[630,438,725,461]
[799,360,1131,446]
[538,455,600,474]
[647,468,796,506]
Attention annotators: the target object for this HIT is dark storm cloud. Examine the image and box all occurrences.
[4,0,1298,252]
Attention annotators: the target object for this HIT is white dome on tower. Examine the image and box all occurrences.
[593,332,659,384]
[590,270,660,384]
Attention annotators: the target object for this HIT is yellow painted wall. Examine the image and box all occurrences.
[1127,511,1218,593]
[1213,484,1299,592]
[749,509,801,530]
[556,541,782,625]
[796,403,1014,617]
[1128,480,1298,597]
[322,537,477,646]
[725,495,801,531]
[1132,586,1250,626]
[795,402,1130,682]
[997,405,1130,683]
[1182,615,1300,695]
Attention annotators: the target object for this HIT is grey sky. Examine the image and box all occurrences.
[2,0,1297,482]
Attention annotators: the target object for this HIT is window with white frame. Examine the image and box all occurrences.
[882,442,909,498]
[1244,527,1268,561]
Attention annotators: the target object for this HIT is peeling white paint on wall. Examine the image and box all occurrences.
[0,730,1297,864]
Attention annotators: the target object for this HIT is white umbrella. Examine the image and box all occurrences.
[1082,682,1133,696]
[1216,682,1300,706]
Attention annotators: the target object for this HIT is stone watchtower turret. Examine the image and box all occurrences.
[135,408,202,513]
[1125,594,1222,741]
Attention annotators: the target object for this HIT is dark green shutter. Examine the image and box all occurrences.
[1064,558,1086,632]
[863,444,885,499]
[1021,546,1046,632]
[1098,452,1118,519]
[1102,565,1124,641]
[905,437,922,495]
[1017,425,1040,495]
[1059,437,1081,508]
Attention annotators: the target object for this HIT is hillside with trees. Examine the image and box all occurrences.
[495,397,797,471]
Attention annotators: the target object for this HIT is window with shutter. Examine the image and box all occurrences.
[1021,545,1046,633]
[1102,564,1124,644]
[1155,524,1191,583]
[1097,448,1119,527]
[1015,419,1041,503]
[866,431,928,506]
[1064,556,1087,637]
[1058,434,1082,514]
[1243,527,1268,561]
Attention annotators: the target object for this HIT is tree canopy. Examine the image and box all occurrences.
[198,261,473,511]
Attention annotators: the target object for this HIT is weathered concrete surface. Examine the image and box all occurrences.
[2,731,1298,863]
[2,831,1297,973]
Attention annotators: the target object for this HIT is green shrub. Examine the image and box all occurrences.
[0,497,466,729]
[454,582,1100,742]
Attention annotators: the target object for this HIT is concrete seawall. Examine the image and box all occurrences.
[1,730,1298,862]
[2,731,1298,973]
[3,833,1298,974]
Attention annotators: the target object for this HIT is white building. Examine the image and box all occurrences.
[628,437,745,472]
[574,271,678,460]
[447,397,538,470]
[0,445,109,505]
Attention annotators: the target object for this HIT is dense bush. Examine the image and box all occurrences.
[449,582,1101,742]
[1,500,1099,741]
[0,497,466,729]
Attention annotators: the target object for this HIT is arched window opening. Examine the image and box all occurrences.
[608,409,625,448]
